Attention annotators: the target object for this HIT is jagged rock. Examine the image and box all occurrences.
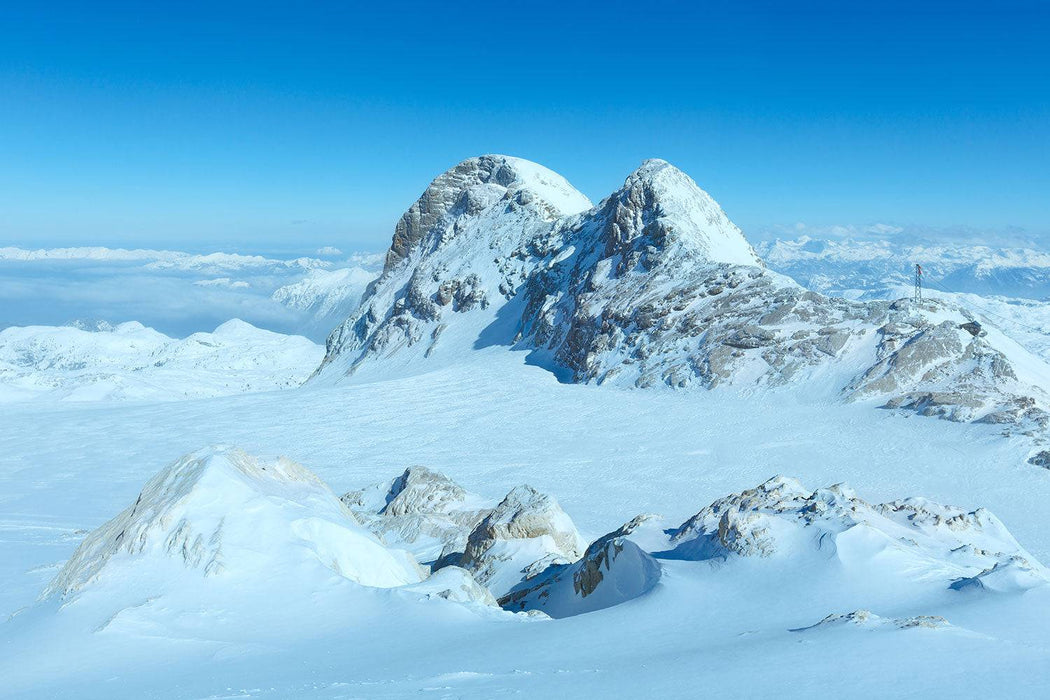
[666,476,1049,592]
[44,447,424,600]
[401,565,498,607]
[459,485,586,597]
[341,466,492,566]
[498,515,662,618]
[1028,450,1050,468]
[790,610,952,632]
[315,155,592,377]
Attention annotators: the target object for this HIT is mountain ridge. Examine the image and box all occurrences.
[313,155,1050,454]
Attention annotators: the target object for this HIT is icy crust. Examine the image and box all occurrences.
[665,476,1049,592]
[44,447,424,600]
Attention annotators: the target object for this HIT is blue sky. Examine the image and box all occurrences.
[1,1,1047,253]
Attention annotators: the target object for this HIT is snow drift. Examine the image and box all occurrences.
[44,447,423,600]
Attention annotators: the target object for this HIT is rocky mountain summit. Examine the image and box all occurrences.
[312,155,1050,451]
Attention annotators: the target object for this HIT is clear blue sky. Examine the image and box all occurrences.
[1,0,1047,253]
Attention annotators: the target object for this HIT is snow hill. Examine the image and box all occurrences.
[313,155,1050,455]
[0,319,322,402]
[44,447,424,602]
[41,450,1045,631]
[339,464,1050,618]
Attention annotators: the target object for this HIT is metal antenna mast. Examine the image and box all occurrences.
[913,263,923,302]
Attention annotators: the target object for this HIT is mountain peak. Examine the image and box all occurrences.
[384,154,591,271]
[595,158,762,267]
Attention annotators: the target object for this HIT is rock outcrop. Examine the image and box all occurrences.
[340,466,492,566]
[458,484,587,598]
[665,476,1049,592]
[499,515,662,618]
[315,155,592,377]
[790,610,952,633]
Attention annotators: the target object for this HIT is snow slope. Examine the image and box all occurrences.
[0,319,322,401]
[5,353,1050,697]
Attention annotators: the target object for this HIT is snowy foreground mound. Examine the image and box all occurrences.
[10,446,1050,696]
[0,319,322,402]
[41,449,1049,626]
[312,155,1050,453]
[45,447,423,601]
[336,467,1049,618]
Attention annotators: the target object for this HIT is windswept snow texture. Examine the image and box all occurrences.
[0,319,322,401]
[6,155,1050,697]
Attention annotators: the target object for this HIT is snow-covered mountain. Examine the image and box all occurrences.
[757,235,1050,300]
[313,155,1050,453]
[270,265,379,335]
[0,319,322,401]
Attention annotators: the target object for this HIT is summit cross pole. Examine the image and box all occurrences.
[914,263,923,302]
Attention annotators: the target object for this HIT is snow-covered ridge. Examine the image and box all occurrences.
[758,235,1050,299]
[313,155,1050,453]
[48,452,1046,619]
[315,154,759,380]
[0,319,322,402]
[271,266,378,317]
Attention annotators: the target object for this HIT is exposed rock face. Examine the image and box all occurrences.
[459,484,587,597]
[845,300,1046,427]
[791,610,952,632]
[341,466,492,566]
[499,515,662,618]
[44,447,424,600]
[666,476,1049,592]
[313,154,1050,448]
[383,155,591,272]
[315,155,592,377]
